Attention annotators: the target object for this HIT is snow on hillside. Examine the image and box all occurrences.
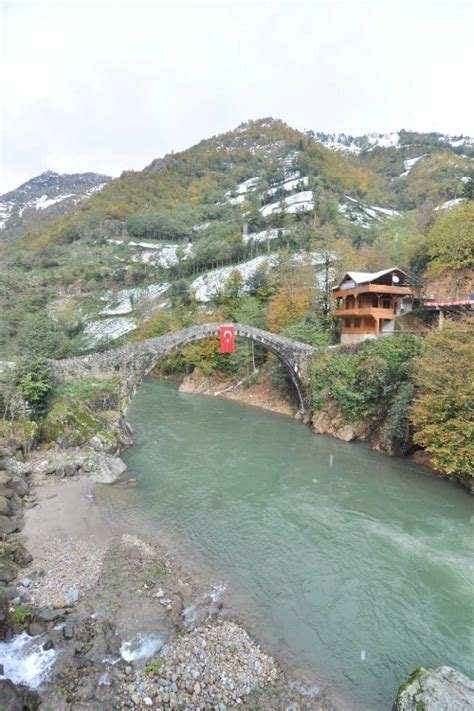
[191,251,330,302]
[312,133,361,154]
[367,132,399,149]
[224,177,259,205]
[260,190,314,216]
[84,283,170,346]
[84,317,137,346]
[243,228,288,244]
[434,197,466,211]
[440,135,474,149]
[0,171,111,233]
[338,196,399,228]
[264,175,309,198]
[98,283,170,316]
[191,256,278,302]
[107,239,193,267]
[400,155,426,177]
[155,244,193,267]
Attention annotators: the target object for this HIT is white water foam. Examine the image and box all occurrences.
[120,634,163,662]
[0,632,56,689]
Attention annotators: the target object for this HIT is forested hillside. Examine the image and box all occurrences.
[0,118,472,359]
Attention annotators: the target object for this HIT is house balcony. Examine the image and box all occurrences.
[332,284,413,299]
[333,307,396,320]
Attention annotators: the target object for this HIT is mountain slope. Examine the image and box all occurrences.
[0,170,112,239]
[0,118,471,356]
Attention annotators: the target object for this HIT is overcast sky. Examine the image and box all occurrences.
[1,0,472,193]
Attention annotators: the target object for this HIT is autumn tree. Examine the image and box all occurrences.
[410,316,474,477]
[427,202,474,276]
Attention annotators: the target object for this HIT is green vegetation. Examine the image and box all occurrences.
[41,376,121,447]
[410,317,473,476]
[8,603,32,625]
[310,336,425,453]
[15,357,54,418]
[145,659,162,675]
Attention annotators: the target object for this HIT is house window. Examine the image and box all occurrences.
[354,318,361,328]
[344,319,351,328]
[382,298,391,309]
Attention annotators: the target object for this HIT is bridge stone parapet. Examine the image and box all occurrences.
[52,323,315,412]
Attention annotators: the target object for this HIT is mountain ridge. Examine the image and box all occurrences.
[0,170,112,239]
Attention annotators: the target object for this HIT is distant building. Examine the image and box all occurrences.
[332,268,414,344]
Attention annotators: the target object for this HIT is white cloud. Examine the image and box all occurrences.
[0,1,472,193]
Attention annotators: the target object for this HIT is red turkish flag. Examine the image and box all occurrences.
[219,325,236,353]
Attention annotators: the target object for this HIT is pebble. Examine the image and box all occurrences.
[120,621,278,709]
[26,536,106,607]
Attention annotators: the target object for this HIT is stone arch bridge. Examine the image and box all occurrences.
[53,323,315,412]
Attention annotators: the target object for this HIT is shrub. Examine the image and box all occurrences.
[15,358,54,418]
[410,318,473,476]
[311,335,423,423]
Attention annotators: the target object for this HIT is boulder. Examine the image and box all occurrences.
[12,543,33,567]
[0,473,12,487]
[312,406,367,442]
[89,433,118,454]
[0,679,41,711]
[0,496,11,516]
[0,485,13,499]
[0,561,18,583]
[9,476,28,498]
[0,515,18,535]
[87,453,127,484]
[3,459,31,477]
[36,607,65,623]
[393,666,474,710]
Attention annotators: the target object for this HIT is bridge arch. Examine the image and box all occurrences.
[53,323,315,413]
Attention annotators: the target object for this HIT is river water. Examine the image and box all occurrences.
[99,379,473,709]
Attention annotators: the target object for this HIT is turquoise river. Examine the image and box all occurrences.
[99,379,473,709]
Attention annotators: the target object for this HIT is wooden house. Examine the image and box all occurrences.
[332,268,414,344]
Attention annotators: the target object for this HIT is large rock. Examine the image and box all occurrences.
[0,679,41,711]
[394,666,474,710]
[87,452,127,484]
[0,560,18,583]
[0,515,19,535]
[2,459,31,477]
[312,403,368,442]
[0,496,11,516]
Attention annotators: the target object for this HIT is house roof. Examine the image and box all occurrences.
[332,267,409,290]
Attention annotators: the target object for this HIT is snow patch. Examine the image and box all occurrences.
[339,196,399,226]
[84,317,137,345]
[400,154,426,177]
[434,197,466,211]
[264,176,309,198]
[260,190,314,216]
[155,243,193,268]
[243,228,288,244]
[367,132,399,149]
[191,256,278,302]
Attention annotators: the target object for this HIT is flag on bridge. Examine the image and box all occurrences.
[219,325,236,353]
